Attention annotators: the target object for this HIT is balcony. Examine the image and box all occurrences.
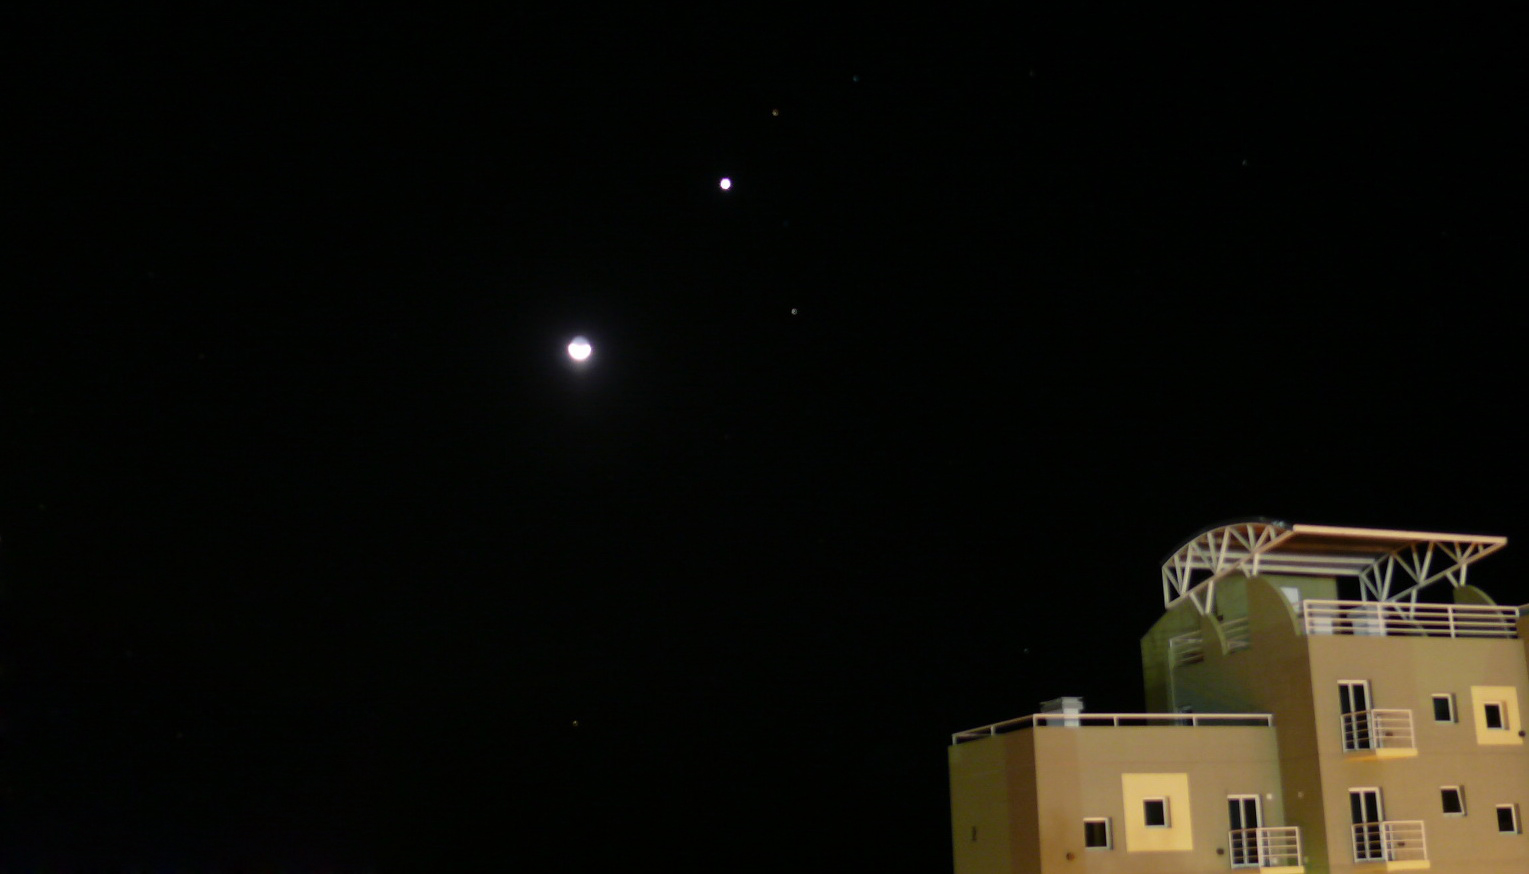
[1342,709,1417,759]
[1352,820,1428,869]
[1169,631,1206,666]
[1228,826,1303,871]
[1303,600,1518,639]
[1168,618,1250,667]
[950,712,1273,744]
[1223,616,1252,652]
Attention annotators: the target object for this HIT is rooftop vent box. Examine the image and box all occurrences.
[1040,697,1084,715]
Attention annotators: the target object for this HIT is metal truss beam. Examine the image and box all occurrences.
[1160,522,1507,615]
[1162,522,1293,614]
[1359,539,1508,602]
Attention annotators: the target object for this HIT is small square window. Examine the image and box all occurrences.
[1084,817,1112,849]
[1143,798,1169,828]
[1485,702,1507,730]
[1433,694,1456,723]
[1498,804,1520,834]
[1442,787,1465,816]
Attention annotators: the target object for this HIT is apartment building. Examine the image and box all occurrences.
[949,522,1529,873]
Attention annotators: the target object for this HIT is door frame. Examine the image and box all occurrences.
[1349,786,1386,862]
[1227,794,1264,868]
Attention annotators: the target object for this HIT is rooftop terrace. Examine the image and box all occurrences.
[1301,598,1520,638]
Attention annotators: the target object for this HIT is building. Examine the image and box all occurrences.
[948,521,1529,873]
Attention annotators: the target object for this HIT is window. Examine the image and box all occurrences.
[1498,804,1520,834]
[1433,694,1456,723]
[1351,788,1385,862]
[1339,680,1374,751]
[1470,688,1522,746]
[1084,818,1112,849]
[1441,787,1465,816]
[1143,798,1170,828]
[1228,795,1263,867]
[1485,702,1507,730]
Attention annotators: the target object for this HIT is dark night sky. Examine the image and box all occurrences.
[4,4,1527,869]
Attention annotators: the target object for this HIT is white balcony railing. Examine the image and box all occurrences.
[950,712,1273,744]
[1229,826,1302,869]
[1222,616,1252,652]
[1169,631,1205,666]
[1352,820,1427,864]
[1341,709,1415,752]
[1168,619,1250,666]
[1304,599,1518,639]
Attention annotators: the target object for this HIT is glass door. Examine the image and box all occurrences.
[1228,795,1263,867]
[1350,788,1385,862]
[1339,680,1372,750]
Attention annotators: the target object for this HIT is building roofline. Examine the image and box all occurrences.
[951,712,1275,744]
[1161,521,1508,615]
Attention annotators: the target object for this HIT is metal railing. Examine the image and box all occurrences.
[1341,709,1415,752]
[1228,826,1302,869]
[1169,631,1205,666]
[951,712,1273,744]
[1222,616,1252,652]
[1304,599,1518,639]
[1352,820,1426,864]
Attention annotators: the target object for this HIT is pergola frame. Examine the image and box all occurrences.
[1161,521,1507,615]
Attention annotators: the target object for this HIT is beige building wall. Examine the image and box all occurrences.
[952,725,1286,874]
[1303,628,1529,872]
[1143,574,1529,873]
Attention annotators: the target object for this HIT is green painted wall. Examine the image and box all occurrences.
[1153,576,1330,870]
[1140,600,1200,713]
[950,730,1034,874]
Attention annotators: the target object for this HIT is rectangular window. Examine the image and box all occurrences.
[1485,702,1507,730]
[1083,818,1111,849]
[1498,804,1520,834]
[1441,787,1465,816]
[1143,798,1169,828]
[1433,694,1456,722]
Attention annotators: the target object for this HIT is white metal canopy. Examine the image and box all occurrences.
[1161,521,1507,614]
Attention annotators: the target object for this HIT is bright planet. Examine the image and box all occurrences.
[567,337,592,361]
[719,177,732,191]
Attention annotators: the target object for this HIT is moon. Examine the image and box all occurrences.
[567,336,592,362]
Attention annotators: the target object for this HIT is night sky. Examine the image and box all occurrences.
[5,5,1527,870]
